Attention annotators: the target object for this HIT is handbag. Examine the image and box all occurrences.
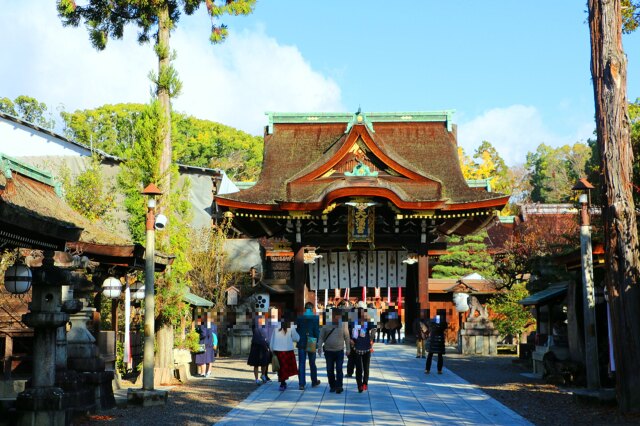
[195,343,206,354]
[271,353,280,372]
[306,335,317,353]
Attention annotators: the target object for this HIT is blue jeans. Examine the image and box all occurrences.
[324,350,344,390]
[298,349,318,386]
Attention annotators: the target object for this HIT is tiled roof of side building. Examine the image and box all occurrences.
[0,153,131,246]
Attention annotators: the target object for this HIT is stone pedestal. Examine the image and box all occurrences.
[127,388,168,407]
[16,257,69,426]
[15,387,66,426]
[228,327,252,356]
[173,349,194,383]
[459,320,499,355]
[65,301,115,411]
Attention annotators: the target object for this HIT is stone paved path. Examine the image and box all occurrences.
[216,342,533,425]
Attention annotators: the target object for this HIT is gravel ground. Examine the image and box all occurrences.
[75,349,640,425]
[74,356,259,426]
[444,351,640,426]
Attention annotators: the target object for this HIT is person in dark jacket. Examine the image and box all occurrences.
[247,313,272,385]
[295,302,321,390]
[425,314,447,374]
[349,306,376,393]
[195,317,218,378]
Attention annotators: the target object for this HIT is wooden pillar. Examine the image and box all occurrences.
[418,244,429,310]
[294,245,306,315]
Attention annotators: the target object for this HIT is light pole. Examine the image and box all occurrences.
[572,178,600,390]
[141,183,162,391]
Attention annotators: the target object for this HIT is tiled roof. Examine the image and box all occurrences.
[428,278,500,294]
[0,154,130,246]
[217,115,507,211]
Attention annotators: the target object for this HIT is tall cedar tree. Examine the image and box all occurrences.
[589,0,640,413]
[57,0,255,373]
[57,0,255,207]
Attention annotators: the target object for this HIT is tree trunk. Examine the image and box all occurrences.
[588,0,640,413]
[157,4,172,204]
[155,323,174,385]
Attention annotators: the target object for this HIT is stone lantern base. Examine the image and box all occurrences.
[127,388,168,407]
[459,320,499,355]
[15,387,65,426]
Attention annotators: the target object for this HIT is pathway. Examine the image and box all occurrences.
[216,342,532,425]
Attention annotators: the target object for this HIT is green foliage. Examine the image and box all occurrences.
[175,328,200,352]
[62,103,264,181]
[622,0,640,33]
[525,142,593,203]
[57,0,256,50]
[117,102,192,326]
[488,283,535,342]
[431,231,496,279]
[0,95,55,129]
[186,219,241,311]
[458,141,514,213]
[115,339,126,376]
[61,103,147,158]
[59,156,115,222]
[149,61,183,98]
[173,113,263,180]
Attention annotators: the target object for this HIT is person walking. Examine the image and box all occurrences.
[350,307,376,393]
[195,317,217,378]
[270,313,300,391]
[377,306,388,343]
[296,302,321,390]
[247,313,272,385]
[385,307,400,344]
[412,309,429,358]
[318,308,350,394]
[425,314,447,374]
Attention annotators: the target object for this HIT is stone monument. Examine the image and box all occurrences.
[459,295,499,355]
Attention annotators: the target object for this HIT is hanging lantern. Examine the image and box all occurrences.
[4,264,32,294]
[453,292,470,312]
[130,280,145,300]
[102,277,122,299]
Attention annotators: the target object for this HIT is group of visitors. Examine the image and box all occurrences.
[247,302,376,393]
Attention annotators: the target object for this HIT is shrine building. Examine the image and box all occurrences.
[214,111,509,327]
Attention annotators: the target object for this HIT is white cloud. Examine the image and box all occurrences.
[0,4,343,136]
[458,105,594,166]
[172,27,344,134]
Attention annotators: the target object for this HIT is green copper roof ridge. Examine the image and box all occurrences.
[266,110,456,133]
[0,152,57,189]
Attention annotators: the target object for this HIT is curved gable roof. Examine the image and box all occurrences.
[216,112,508,212]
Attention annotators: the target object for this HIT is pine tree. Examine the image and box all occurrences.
[431,231,495,279]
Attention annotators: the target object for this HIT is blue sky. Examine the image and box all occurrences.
[1,1,639,165]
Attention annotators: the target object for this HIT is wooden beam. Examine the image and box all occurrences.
[418,243,429,310]
[293,245,306,315]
